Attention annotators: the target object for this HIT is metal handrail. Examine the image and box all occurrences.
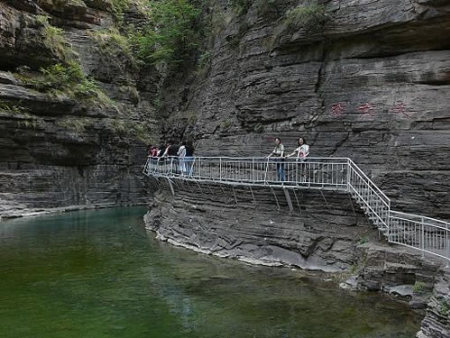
[143,156,450,262]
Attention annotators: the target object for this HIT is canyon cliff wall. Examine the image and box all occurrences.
[0,0,158,217]
[1,0,449,336]
[161,0,450,220]
[148,1,450,336]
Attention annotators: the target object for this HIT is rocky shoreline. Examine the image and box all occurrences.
[0,201,147,221]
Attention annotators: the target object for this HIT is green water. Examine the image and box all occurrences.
[0,207,421,338]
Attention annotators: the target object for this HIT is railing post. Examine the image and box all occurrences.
[264,158,269,183]
[143,157,150,175]
[346,159,351,192]
[219,158,222,181]
[387,201,391,230]
[252,158,255,182]
[421,216,425,258]
[447,223,449,261]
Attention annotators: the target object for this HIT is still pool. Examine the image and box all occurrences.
[0,207,421,337]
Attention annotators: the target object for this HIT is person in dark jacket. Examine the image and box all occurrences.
[184,141,195,176]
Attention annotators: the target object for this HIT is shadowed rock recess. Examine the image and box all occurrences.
[0,0,158,217]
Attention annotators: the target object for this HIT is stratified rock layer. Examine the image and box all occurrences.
[162,0,450,220]
[0,0,157,217]
[146,179,378,272]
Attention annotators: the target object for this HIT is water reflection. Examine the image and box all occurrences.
[0,207,421,337]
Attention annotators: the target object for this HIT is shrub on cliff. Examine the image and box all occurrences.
[89,28,138,74]
[19,62,113,106]
[230,0,252,15]
[130,0,201,65]
[285,3,327,32]
[36,15,75,62]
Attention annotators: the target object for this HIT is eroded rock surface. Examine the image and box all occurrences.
[161,0,450,220]
[145,180,379,272]
[0,0,157,218]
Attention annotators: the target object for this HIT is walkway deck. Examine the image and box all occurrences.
[143,156,450,263]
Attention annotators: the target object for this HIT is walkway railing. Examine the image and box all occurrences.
[143,156,450,262]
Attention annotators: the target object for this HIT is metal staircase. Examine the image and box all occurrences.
[143,156,450,262]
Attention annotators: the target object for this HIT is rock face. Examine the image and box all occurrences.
[419,270,450,338]
[161,0,450,220]
[0,0,158,218]
[146,1,450,337]
[145,180,374,272]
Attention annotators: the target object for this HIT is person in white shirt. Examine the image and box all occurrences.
[287,137,309,160]
[286,137,309,183]
[177,141,187,175]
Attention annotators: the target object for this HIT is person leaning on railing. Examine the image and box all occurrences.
[286,137,309,159]
[286,137,309,183]
[161,142,179,173]
[267,137,285,182]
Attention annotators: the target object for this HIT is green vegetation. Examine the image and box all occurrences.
[358,235,369,245]
[412,281,427,295]
[440,300,449,317]
[0,100,29,114]
[133,123,157,144]
[198,51,211,69]
[15,112,42,129]
[19,62,113,106]
[110,0,131,21]
[90,28,134,60]
[130,0,201,65]
[105,117,156,143]
[89,28,137,72]
[285,2,327,32]
[56,117,91,133]
[230,0,252,15]
[36,15,74,61]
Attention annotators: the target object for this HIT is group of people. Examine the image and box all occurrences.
[147,136,309,182]
[267,137,310,181]
[147,141,195,176]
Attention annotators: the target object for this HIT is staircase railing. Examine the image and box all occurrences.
[389,211,450,261]
[347,159,391,231]
[143,156,449,262]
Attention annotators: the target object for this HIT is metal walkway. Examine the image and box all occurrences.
[143,156,450,262]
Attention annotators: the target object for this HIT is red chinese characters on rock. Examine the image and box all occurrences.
[389,101,412,118]
[330,102,347,117]
[357,102,376,117]
[329,101,413,119]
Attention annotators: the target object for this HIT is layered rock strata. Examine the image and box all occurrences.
[0,0,157,218]
[161,0,450,220]
[145,179,378,272]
